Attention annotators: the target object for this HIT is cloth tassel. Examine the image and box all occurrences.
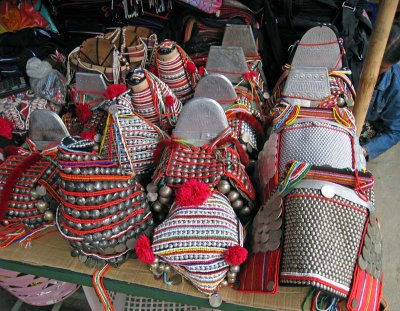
[93,264,115,311]
[0,224,56,248]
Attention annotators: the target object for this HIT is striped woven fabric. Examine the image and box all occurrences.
[155,40,199,102]
[100,91,166,176]
[130,69,182,131]
[152,191,245,295]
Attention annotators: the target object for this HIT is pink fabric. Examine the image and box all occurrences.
[0,269,79,306]
[176,0,222,14]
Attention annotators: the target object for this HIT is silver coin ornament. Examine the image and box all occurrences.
[55,136,154,268]
[209,292,223,308]
[0,150,60,229]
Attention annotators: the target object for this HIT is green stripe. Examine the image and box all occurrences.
[0,258,270,311]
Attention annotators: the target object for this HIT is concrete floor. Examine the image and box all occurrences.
[0,145,399,310]
[368,143,400,309]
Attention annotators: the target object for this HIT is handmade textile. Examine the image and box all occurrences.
[103,26,157,69]
[56,136,153,268]
[155,40,199,101]
[255,105,365,202]
[136,180,247,295]
[240,163,382,308]
[0,90,61,133]
[0,147,59,230]
[101,110,166,176]
[273,69,356,109]
[150,129,255,222]
[127,68,182,131]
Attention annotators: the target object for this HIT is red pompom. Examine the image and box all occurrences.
[104,84,127,99]
[243,71,257,81]
[175,179,211,207]
[80,130,96,141]
[186,61,196,74]
[225,245,248,265]
[75,104,92,124]
[0,117,13,140]
[135,235,155,264]
[198,66,205,77]
[165,95,174,108]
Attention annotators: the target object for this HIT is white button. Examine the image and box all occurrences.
[321,185,335,198]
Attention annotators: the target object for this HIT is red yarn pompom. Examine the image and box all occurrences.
[243,71,257,81]
[198,66,205,77]
[225,245,248,265]
[104,84,127,99]
[80,130,96,141]
[135,235,155,264]
[165,95,174,108]
[0,117,13,140]
[186,61,196,74]
[75,104,92,124]
[175,179,211,207]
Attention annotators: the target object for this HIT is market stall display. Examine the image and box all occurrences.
[0,1,392,310]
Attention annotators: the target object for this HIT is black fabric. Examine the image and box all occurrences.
[262,0,371,89]
[0,28,63,78]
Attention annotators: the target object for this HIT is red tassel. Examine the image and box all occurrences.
[175,180,211,207]
[104,84,127,100]
[165,95,174,108]
[75,104,93,124]
[186,61,196,74]
[0,153,42,219]
[0,117,13,140]
[198,66,205,77]
[4,146,20,156]
[80,130,96,141]
[225,245,248,265]
[243,71,257,81]
[135,235,155,264]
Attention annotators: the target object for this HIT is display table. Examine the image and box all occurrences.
[0,233,310,311]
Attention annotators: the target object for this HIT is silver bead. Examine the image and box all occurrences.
[44,211,54,221]
[31,190,39,199]
[230,265,240,273]
[337,97,345,106]
[217,180,231,194]
[227,271,237,279]
[158,196,170,205]
[220,279,228,287]
[240,206,251,216]
[152,201,163,213]
[232,199,243,210]
[227,190,240,202]
[36,201,48,212]
[159,186,172,198]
